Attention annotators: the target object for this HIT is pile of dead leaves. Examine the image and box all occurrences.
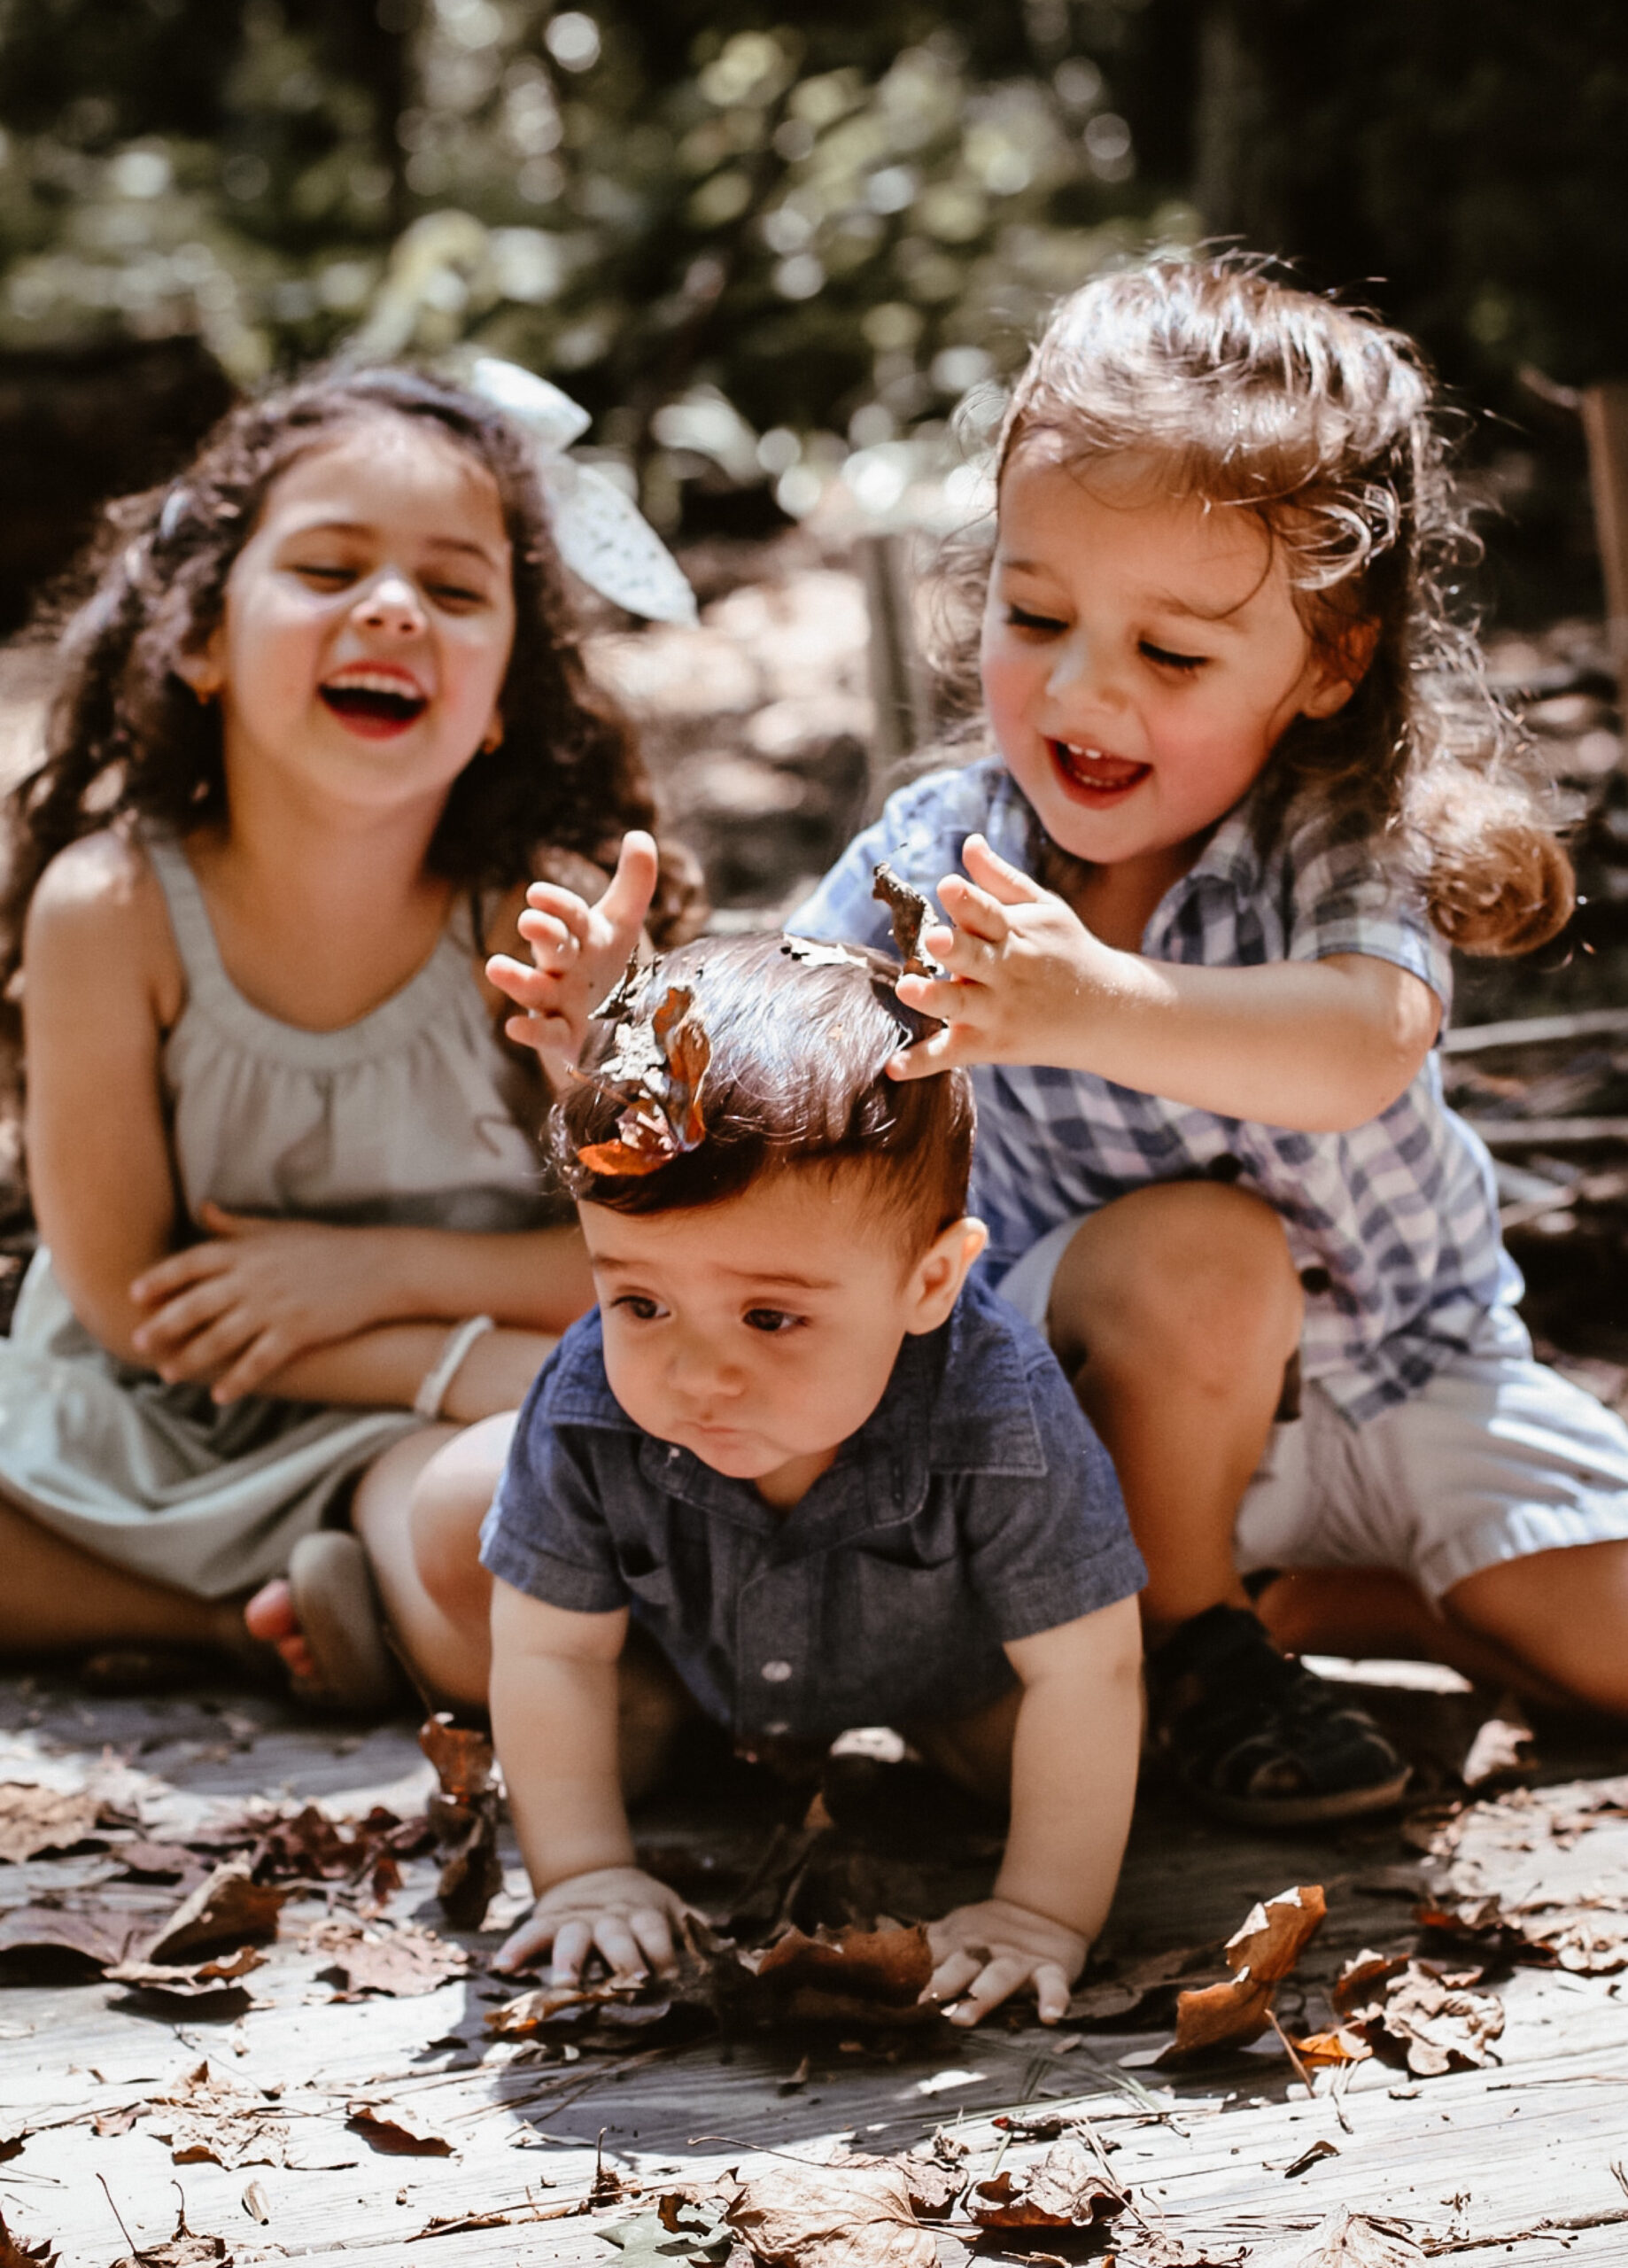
[1418,1773,1628,1974]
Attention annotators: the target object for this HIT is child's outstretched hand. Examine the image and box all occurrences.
[492,1864,693,1986]
[923,1895,1087,2027]
[486,830,659,1078]
[888,833,1110,1080]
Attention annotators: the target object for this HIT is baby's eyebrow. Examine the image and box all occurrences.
[283,517,504,565]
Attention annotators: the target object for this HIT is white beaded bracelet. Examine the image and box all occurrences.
[414,1315,496,1421]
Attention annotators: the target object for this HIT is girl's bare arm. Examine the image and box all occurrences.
[23,834,187,1365]
[893,835,1441,1133]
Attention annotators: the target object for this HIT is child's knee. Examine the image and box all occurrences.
[1060,1181,1301,1383]
[408,1459,493,1619]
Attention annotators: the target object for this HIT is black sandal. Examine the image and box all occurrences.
[1148,1604,1412,1827]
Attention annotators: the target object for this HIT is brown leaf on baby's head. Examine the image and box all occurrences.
[872,863,934,975]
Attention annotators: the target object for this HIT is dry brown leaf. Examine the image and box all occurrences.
[419,1714,495,1805]
[0,2209,55,2268]
[747,1922,936,2025]
[1330,1949,1409,2017]
[1159,1884,1326,2066]
[113,1842,210,1884]
[0,1783,101,1864]
[968,2140,1126,2230]
[1066,1943,1216,2023]
[108,2200,230,2268]
[407,2215,513,2241]
[725,2160,934,2268]
[345,2103,455,2157]
[0,1903,149,1973]
[1282,2138,1340,2179]
[140,1861,287,1962]
[145,2060,290,2171]
[105,1947,264,2002]
[308,1917,468,2000]
[872,863,934,974]
[485,1978,645,2034]
[1286,2026,1371,2070]
[1350,1961,1504,2077]
[1267,2206,1425,2265]
[247,1803,415,1884]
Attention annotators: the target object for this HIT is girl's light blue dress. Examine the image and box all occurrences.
[0,835,553,1597]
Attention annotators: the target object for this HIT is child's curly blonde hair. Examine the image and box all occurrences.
[941,254,1571,956]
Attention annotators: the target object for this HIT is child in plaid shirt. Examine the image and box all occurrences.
[494,257,1628,1826]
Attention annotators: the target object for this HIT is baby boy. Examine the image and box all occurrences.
[483,933,1144,2025]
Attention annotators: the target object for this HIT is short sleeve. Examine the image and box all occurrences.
[963,1351,1147,1644]
[479,1364,631,1614]
[788,758,1016,947]
[1283,820,1450,1006]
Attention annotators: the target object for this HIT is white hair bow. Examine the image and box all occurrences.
[466,356,698,628]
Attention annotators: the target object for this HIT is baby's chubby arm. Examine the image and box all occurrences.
[485,832,659,1078]
[488,1580,690,1983]
[893,835,1441,1133]
[926,1596,1142,2026]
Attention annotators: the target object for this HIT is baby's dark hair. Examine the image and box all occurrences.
[942,254,1571,957]
[0,361,704,1007]
[554,932,974,1256]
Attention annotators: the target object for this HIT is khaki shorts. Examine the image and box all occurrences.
[996,1225,1628,1604]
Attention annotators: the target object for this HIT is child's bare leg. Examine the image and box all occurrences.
[1441,1541,1628,1716]
[1256,1566,1577,1705]
[351,1418,508,1709]
[0,1493,247,1659]
[1047,1181,1303,1641]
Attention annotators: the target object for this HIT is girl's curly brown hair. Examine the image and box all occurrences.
[933,254,1571,957]
[0,362,705,1014]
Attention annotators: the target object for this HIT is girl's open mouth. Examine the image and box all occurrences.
[319,670,429,737]
[1050,738,1150,801]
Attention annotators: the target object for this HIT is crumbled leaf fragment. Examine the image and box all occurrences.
[577,984,711,1177]
[140,1861,286,1963]
[108,2200,230,2268]
[0,2208,55,2268]
[310,1917,468,2000]
[725,2158,936,2268]
[0,1783,102,1864]
[968,2140,1125,2230]
[1283,2137,1341,2179]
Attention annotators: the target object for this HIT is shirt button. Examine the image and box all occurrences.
[760,1659,793,1682]
[666,1445,680,1461]
[1299,1266,1332,1295]
[764,1720,790,1737]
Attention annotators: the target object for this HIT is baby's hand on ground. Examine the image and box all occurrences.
[923,1896,1087,2027]
[888,834,1109,1081]
[492,1864,692,1985]
[486,831,658,1077]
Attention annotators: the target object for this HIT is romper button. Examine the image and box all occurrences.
[764,1720,790,1736]
[760,1659,793,1682]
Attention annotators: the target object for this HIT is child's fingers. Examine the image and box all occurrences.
[547,1919,593,1986]
[502,1009,580,1068]
[592,1916,647,1982]
[516,905,584,961]
[631,1908,678,1977]
[487,950,561,1009]
[493,1913,557,1974]
[884,1026,971,1083]
[210,1324,298,1405]
[1032,1961,1072,2026]
[923,1947,981,2008]
[945,1952,1030,2027]
[936,874,1012,944]
[522,884,593,947]
[131,1275,237,1355]
[130,1241,229,1307]
[598,830,660,940]
[961,832,1047,905]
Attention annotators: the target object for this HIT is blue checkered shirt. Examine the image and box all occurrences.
[790,757,1526,1426]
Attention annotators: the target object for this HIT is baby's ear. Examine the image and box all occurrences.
[905,1216,989,1333]
[1302,617,1379,719]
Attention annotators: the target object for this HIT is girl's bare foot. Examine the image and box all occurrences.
[243,1578,317,1682]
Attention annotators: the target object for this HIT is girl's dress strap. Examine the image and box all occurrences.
[142,834,234,1011]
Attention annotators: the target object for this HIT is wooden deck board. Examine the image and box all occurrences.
[3,1669,1626,2266]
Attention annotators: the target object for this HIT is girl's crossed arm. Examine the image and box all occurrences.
[24,836,589,1410]
[488,1581,690,1983]
[925,1595,1143,2025]
[894,835,1441,1134]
